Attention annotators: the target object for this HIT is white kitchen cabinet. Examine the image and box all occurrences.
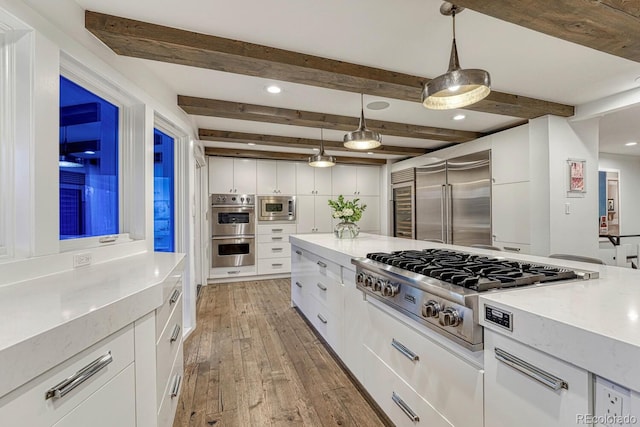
[295,162,332,195]
[341,268,367,382]
[491,124,530,185]
[484,329,591,427]
[257,160,296,195]
[208,157,256,195]
[492,181,531,247]
[296,195,332,233]
[256,223,296,275]
[331,165,380,196]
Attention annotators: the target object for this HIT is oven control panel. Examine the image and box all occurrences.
[484,305,513,331]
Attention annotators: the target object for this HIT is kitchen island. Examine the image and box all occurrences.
[290,232,640,427]
[0,251,186,427]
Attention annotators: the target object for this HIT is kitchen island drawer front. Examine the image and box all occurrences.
[257,241,292,259]
[364,301,483,427]
[258,257,291,275]
[158,345,185,427]
[484,329,590,427]
[257,223,297,235]
[156,291,183,405]
[160,259,185,303]
[308,270,344,316]
[307,296,343,356]
[363,346,453,427]
[291,275,307,313]
[0,325,134,427]
[156,278,182,340]
[53,364,135,427]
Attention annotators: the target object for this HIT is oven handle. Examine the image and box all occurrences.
[211,235,256,240]
[495,347,568,391]
[211,205,255,210]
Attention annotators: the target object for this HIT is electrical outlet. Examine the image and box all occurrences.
[74,253,92,268]
[605,390,624,420]
[595,376,629,427]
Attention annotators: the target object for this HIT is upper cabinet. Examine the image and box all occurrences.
[491,125,530,185]
[331,165,380,196]
[257,160,296,195]
[295,163,332,195]
[208,157,257,195]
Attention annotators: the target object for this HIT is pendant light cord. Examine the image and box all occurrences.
[452,8,456,41]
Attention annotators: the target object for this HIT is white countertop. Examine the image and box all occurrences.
[291,233,640,391]
[0,251,185,398]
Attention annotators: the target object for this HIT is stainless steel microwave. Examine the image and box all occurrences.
[257,196,296,221]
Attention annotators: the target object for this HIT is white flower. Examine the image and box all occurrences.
[333,211,343,218]
[342,208,354,216]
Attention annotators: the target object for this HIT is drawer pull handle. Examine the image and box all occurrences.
[227,270,240,275]
[45,352,113,400]
[392,392,419,422]
[170,324,181,343]
[495,347,568,391]
[295,281,303,288]
[170,374,182,398]
[295,250,302,255]
[391,339,419,361]
[317,314,328,324]
[317,282,327,291]
[317,261,327,268]
[272,237,284,241]
[272,263,283,267]
[272,228,283,232]
[503,246,521,252]
[169,289,181,305]
[271,247,284,252]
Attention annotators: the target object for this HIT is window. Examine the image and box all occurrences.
[59,76,119,240]
[153,128,175,252]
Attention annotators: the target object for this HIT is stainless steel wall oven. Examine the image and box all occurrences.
[211,194,256,268]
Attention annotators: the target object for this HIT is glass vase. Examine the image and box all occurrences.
[334,221,360,239]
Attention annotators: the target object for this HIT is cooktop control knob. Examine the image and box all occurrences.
[240,197,245,202]
[439,307,461,327]
[422,300,441,318]
[374,279,386,292]
[381,282,399,297]
[363,275,375,288]
[246,197,251,203]
[356,272,366,284]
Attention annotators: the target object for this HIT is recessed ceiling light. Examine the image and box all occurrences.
[266,85,282,94]
[84,150,95,155]
[247,142,256,146]
[625,141,638,146]
[366,101,390,111]
[452,114,466,121]
[367,152,374,155]
[312,147,320,151]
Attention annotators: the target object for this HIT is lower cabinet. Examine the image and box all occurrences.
[484,329,590,427]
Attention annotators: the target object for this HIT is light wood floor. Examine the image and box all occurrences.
[173,279,389,427]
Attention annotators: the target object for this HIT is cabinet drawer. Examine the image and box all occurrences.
[257,223,297,235]
[484,329,590,427]
[364,301,483,427]
[291,275,307,313]
[0,325,134,427]
[156,292,183,405]
[156,280,182,341]
[160,259,185,303]
[363,346,452,427]
[209,265,256,279]
[257,242,292,259]
[306,296,342,356]
[257,257,291,274]
[53,364,135,427]
[496,242,531,254]
[257,233,290,243]
[307,272,343,317]
[158,348,184,427]
[302,251,341,285]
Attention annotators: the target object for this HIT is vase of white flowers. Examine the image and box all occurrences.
[328,195,367,239]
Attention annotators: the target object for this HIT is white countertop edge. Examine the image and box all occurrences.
[0,252,185,398]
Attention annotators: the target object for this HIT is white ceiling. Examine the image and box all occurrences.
[73,0,640,158]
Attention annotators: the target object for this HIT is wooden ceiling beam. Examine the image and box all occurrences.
[85,11,574,119]
[453,0,640,63]
[204,147,387,165]
[199,129,429,156]
[180,96,482,143]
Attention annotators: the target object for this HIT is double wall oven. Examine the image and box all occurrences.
[211,194,255,268]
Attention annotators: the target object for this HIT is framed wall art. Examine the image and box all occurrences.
[567,159,586,193]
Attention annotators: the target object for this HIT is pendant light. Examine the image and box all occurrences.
[343,93,382,150]
[422,2,491,110]
[309,128,336,168]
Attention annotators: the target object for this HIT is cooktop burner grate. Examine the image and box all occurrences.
[366,249,578,292]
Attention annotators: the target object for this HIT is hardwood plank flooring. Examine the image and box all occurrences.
[173,279,389,427]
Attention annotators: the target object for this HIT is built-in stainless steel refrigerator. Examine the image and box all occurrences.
[391,169,416,239]
[416,150,491,246]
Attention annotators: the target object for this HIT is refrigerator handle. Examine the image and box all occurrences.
[447,184,453,243]
[441,185,447,244]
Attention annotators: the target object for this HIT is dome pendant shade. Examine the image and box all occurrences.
[309,129,336,168]
[343,95,382,150]
[422,5,491,110]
